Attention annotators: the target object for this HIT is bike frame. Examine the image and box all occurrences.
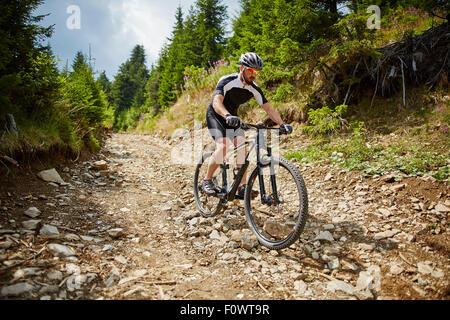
[218,124,281,205]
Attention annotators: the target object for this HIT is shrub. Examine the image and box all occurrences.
[303,104,348,136]
[272,83,295,102]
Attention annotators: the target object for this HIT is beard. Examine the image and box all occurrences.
[242,72,255,85]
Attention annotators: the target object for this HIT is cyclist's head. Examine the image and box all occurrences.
[239,52,263,85]
[239,52,264,70]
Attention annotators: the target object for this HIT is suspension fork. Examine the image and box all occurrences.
[256,131,280,206]
[256,130,267,201]
[268,146,280,205]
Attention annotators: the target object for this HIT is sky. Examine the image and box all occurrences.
[34,0,242,80]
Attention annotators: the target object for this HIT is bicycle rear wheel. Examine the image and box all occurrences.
[244,156,308,250]
[193,151,225,217]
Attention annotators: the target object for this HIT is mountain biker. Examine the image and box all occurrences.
[201,52,293,197]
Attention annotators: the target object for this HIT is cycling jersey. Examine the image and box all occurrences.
[210,73,268,116]
[206,73,267,141]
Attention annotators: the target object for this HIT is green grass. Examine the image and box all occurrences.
[285,133,449,180]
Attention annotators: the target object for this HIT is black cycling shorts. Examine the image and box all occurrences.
[206,105,244,142]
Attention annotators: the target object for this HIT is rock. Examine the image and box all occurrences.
[354,288,374,300]
[381,175,396,183]
[412,285,427,297]
[114,255,128,265]
[107,228,124,238]
[230,230,242,243]
[39,224,60,239]
[47,270,63,281]
[378,208,392,217]
[66,263,81,275]
[435,203,449,213]
[326,280,355,295]
[80,235,94,242]
[431,268,444,278]
[373,229,400,240]
[324,171,333,181]
[1,283,35,297]
[37,168,65,184]
[294,280,308,295]
[91,160,108,171]
[227,241,239,249]
[359,243,375,251]
[39,285,59,295]
[24,207,41,218]
[314,231,334,242]
[22,219,41,230]
[341,260,359,271]
[241,231,259,250]
[0,240,13,249]
[102,244,115,251]
[83,173,94,179]
[356,266,381,292]
[239,251,254,261]
[417,261,433,275]
[47,243,76,257]
[328,257,340,270]
[0,229,14,235]
[65,234,81,241]
[356,271,374,291]
[390,184,406,192]
[13,267,43,280]
[209,230,221,240]
[323,224,335,230]
[220,253,236,261]
[389,263,404,275]
[263,220,292,239]
[66,274,96,292]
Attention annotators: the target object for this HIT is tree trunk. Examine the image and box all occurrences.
[6,114,18,137]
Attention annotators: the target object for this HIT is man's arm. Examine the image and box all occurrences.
[261,102,283,126]
[212,94,231,118]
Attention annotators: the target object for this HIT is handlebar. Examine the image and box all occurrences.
[241,122,283,131]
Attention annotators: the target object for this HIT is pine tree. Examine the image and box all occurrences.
[0,0,58,117]
[63,51,107,127]
[154,1,228,109]
[195,0,228,67]
[111,45,150,129]
[157,6,187,108]
[145,66,161,116]
[97,71,113,104]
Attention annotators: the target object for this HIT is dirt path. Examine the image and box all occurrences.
[0,132,448,300]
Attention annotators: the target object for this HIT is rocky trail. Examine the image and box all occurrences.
[0,132,448,300]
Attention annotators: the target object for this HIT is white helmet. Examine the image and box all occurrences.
[239,52,264,69]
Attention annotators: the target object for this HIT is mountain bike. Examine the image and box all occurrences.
[193,123,308,250]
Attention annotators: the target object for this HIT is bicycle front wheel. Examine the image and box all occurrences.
[244,156,308,250]
[193,151,225,217]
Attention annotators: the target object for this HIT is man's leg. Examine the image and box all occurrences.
[234,134,247,186]
[234,132,258,198]
[204,137,230,181]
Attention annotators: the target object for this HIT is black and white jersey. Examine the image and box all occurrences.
[211,73,268,116]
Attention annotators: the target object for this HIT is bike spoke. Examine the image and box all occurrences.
[245,157,308,249]
[193,152,225,217]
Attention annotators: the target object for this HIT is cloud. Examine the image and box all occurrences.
[34,0,242,79]
[107,0,172,64]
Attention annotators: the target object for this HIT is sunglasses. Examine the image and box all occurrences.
[245,67,261,76]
